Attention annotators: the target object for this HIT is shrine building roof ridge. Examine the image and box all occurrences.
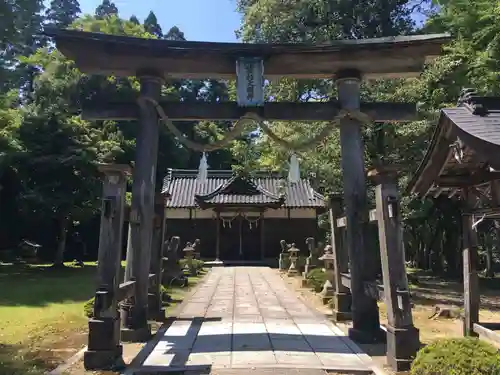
[162,169,325,209]
[44,28,450,52]
[194,175,285,209]
[408,89,500,197]
[43,28,451,79]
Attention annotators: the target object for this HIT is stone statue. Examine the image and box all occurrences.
[302,237,317,286]
[161,236,183,285]
[279,240,289,272]
[304,237,317,275]
[287,243,300,276]
[192,238,201,259]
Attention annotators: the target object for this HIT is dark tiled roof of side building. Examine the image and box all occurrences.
[161,169,325,208]
[408,90,500,196]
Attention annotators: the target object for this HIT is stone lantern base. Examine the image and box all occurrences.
[287,267,299,276]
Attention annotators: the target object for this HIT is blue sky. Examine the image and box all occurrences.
[53,0,428,43]
[79,0,242,42]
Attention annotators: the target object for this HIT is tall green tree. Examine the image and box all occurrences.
[397,0,500,274]
[234,0,470,273]
[143,11,162,38]
[129,15,140,25]
[234,0,418,185]
[0,91,23,248]
[95,0,118,19]
[164,26,185,41]
[45,0,81,29]
[17,39,128,264]
[236,0,416,43]
[0,0,45,92]
[7,15,150,263]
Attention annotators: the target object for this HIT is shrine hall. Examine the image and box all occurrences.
[161,169,326,262]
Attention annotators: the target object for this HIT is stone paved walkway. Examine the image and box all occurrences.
[129,267,376,374]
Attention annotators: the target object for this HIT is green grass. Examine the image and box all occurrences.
[163,273,205,311]
[0,261,96,375]
[305,268,327,293]
[0,261,206,375]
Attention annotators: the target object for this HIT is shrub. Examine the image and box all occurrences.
[410,337,500,375]
[83,297,94,318]
[84,286,171,317]
[0,249,15,262]
[179,259,204,271]
[161,285,172,302]
[306,268,326,293]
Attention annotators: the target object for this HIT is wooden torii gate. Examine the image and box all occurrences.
[44,28,450,371]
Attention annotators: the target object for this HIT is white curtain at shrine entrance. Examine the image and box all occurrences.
[218,211,262,260]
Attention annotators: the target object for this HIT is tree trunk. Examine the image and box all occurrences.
[486,246,494,278]
[53,215,69,267]
[443,227,460,278]
[425,221,442,272]
[430,230,444,274]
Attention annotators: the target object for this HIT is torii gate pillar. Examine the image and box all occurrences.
[121,73,163,342]
[336,69,385,343]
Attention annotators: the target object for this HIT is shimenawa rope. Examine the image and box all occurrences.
[137,96,372,153]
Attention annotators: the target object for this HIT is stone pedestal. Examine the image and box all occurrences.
[84,318,124,370]
[120,324,152,343]
[328,194,352,322]
[331,292,352,321]
[320,279,334,304]
[348,325,386,344]
[303,256,316,276]
[279,252,289,272]
[386,325,420,371]
[319,245,335,304]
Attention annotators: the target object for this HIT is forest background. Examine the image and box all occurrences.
[1,0,499,278]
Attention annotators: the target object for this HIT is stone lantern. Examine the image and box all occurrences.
[287,243,300,276]
[318,244,335,304]
[183,242,197,276]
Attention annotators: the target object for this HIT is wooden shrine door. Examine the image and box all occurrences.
[241,215,262,261]
[219,215,239,260]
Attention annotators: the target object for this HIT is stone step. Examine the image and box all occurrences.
[128,367,374,375]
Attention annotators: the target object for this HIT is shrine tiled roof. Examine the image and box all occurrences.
[408,90,500,197]
[161,169,325,209]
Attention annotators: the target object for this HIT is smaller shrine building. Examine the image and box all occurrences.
[161,169,326,261]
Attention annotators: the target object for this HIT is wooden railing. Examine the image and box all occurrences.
[473,323,500,348]
[115,274,156,303]
[323,166,420,372]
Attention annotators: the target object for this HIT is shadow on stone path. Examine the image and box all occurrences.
[125,267,377,374]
